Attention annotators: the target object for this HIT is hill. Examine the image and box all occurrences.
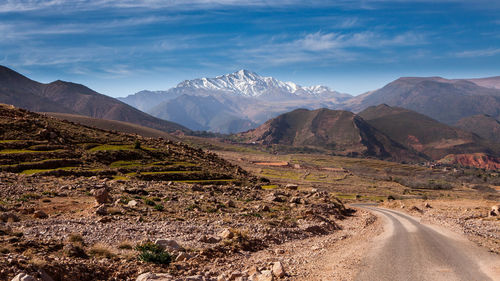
[0,65,188,133]
[358,104,500,163]
[237,108,421,162]
[0,104,244,182]
[344,77,500,124]
[43,112,179,140]
[455,114,500,143]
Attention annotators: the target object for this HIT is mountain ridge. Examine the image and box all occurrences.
[0,65,188,133]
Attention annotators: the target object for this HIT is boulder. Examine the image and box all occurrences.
[254,270,273,281]
[175,252,191,262]
[285,184,298,190]
[136,272,173,281]
[219,229,234,240]
[127,200,138,207]
[271,262,286,278]
[93,188,111,204]
[424,202,432,208]
[11,273,36,281]
[490,205,500,217]
[33,210,48,219]
[154,239,182,252]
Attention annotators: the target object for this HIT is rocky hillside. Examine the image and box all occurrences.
[344,76,500,124]
[455,114,500,143]
[238,108,421,162]
[0,65,188,133]
[0,104,357,281]
[0,104,242,182]
[358,105,499,160]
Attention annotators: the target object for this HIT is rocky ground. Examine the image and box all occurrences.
[382,199,500,254]
[0,173,371,281]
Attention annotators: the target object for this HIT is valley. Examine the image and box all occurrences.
[0,103,498,280]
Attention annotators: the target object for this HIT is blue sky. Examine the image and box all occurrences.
[1,0,499,97]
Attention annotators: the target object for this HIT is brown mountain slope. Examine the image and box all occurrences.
[466,76,500,90]
[359,104,500,160]
[344,77,500,124]
[238,108,422,162]
[455,114,500,143]
[44,112,179,140]
[0,103,245,182]
[0,65,188,133]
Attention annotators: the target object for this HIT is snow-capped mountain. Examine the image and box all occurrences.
[119,70,351,133]
[175,69,344,98]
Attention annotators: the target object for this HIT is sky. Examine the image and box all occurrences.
[0,0,499,97]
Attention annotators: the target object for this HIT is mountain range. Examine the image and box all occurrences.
[237,108,421,162]
[345,76,500,124]
[121,70,500,134]
[119,70,351,133]
[0,65,499,168]
[238,106,500,167]
[0,66,187,133]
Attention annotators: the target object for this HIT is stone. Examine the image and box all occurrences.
[175,252,191,262]
[136,272,173,281]
[0,212,19,222]
[154,239,182,252]
[219,229,234,240]
[424,202,432,208]
[225,200,236,208]
[185,276,203,281]
[490,205,500,217]
[93,188,111,204]
[271,262,286,278]
[127,200,138,207]
[33,210,48,219]
[199,235,221,244]
[11,273,36,281]
[255,270,273,281]
[285,184,298,190]
[95,205,108,216]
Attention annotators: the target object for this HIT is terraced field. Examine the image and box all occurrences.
[0,104,247,184]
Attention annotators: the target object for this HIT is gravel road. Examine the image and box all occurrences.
[353,205,499,281]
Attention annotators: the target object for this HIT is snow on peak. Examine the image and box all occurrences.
[176,70,336,97]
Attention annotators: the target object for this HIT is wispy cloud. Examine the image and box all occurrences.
[454,48,500,58]
[229,30,429,66]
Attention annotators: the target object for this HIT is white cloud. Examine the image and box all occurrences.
[454,48,500,58]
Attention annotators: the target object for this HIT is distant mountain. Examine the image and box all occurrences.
[120,70,351,133]
[466,76,500,90]
[0,65,188,133]
[237,108,421,162]
[358,104,499,160]
[344,76,500,124]
[455,114,500,143]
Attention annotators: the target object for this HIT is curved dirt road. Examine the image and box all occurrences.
[353,205,499,281]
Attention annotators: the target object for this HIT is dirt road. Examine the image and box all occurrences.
[353,205,500,281]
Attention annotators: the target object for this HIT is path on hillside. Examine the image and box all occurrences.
[353,205,499,281]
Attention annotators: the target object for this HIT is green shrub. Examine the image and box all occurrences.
[144,199,155,206]
[153,204,164,211]
[134,140,141,149]
[135,242,171,265]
